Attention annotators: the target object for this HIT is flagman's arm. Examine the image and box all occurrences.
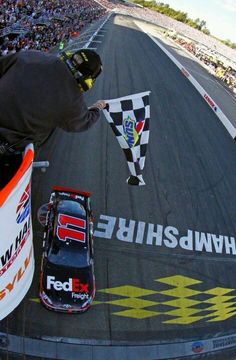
[64,99,106,132]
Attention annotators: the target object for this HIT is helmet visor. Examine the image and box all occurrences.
[72,50,102,80]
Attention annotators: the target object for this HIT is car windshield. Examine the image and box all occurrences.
[48,244,90,268]
[45,259,92,278]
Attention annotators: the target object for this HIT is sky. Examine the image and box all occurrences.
[159,0,236,42]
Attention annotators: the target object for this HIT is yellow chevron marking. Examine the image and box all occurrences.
[163,298,201,308]
[160,287,201,298]
[156,275,202,287]
[98,285,157,297]
[30,298,40,303]
[113,309,160,319]
[164,314,204,324]
[106,297,158,309]
[204,287,236,296]
[29,275,236,324]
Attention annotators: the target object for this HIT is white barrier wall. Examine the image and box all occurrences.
[0,144,34,320]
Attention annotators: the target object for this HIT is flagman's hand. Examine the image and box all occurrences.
[89,100,106,111]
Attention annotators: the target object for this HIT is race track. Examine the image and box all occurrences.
[1,14,236,360]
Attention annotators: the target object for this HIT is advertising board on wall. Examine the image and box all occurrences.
[0,145,34,320]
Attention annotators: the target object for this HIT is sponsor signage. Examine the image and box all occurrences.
[212,335,236,350]
[0,218,30,277]
[123,116,144,148]
[204,94,217,112]
[0,145,34,320]
[192,341,204,353]
[181,67,190,78]
[56,191,84,201]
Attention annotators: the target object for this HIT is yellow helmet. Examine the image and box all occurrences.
[60,49,102,92]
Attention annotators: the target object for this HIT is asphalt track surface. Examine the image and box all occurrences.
[1,14,236,360]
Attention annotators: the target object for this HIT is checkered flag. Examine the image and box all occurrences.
[103,91,151,186]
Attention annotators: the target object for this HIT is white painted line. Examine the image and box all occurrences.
[135,22,236,140]
[64,14,112,52]
[84,14,112,48]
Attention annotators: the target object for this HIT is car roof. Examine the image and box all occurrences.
[50,198,88,250]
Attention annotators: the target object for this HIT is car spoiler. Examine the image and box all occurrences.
[52,186,91,198]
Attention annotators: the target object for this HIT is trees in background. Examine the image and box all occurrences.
[133,1,210,32]
[132,1,236,49]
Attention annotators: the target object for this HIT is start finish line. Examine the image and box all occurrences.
[94,214,236,256]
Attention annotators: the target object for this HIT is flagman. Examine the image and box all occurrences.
[0,48,106,187]
[0,48,106,154]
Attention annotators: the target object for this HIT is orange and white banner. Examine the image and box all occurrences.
[0,144,34,320]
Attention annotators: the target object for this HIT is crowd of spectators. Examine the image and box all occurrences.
[0,0,107,55]
[0,0,236,93]
[100,0,236,62]
[168,34,236,93]
[97,0,236,94]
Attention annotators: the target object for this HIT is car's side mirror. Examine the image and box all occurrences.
[37,203,49,227]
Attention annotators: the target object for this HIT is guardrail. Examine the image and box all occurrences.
[63,13,112,52]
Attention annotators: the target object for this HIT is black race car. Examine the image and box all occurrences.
[39,186,95,313]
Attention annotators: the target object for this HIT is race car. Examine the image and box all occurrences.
[39,186,95,313]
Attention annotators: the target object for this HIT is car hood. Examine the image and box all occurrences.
[41,261,95,310]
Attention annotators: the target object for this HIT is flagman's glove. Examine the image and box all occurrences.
[89,100,106,110]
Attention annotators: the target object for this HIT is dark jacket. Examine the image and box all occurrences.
[0,50,100,149]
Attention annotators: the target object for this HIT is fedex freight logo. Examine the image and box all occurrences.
[192,341,204,353]
[47,276,89,298]
[123,116,144,147]
[204,94,217,112]
[16,182,31,223]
